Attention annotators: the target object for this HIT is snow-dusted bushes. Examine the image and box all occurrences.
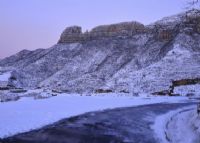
[0,93,20,102]
[174,84,200,96]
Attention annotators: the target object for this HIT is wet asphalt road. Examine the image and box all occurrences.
[0,103,194,143]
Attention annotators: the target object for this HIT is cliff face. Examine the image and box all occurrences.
[58,21,145,43]
[1,10,200,94]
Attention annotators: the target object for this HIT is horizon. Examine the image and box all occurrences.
[0,0,187,59]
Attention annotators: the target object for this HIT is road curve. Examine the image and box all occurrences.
[1,103,194,143]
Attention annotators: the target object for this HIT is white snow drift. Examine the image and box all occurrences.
[0,72,11,82]
[153,105,200,143]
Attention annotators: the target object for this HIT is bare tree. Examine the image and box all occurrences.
[186,0,200,10]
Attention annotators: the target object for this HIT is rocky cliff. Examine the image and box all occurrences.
[0,9,200,94]
[58,21,145,43]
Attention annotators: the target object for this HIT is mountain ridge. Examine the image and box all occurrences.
[0,9,200,94]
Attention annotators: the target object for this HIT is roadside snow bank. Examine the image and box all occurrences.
[192,113,200,137]
[0,94,188,138]
[153,105,200,143]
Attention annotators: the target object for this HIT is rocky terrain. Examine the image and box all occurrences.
[0,9,200,94]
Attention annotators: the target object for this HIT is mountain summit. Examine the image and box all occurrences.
[1,9,200,94]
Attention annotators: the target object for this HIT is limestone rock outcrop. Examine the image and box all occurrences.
[58,26,83,43]
[58,21,145,44]
[90,21,145,36]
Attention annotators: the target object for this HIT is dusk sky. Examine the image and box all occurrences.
[0,0,187,59]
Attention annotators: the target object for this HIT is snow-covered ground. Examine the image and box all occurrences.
[0,94,189,138]
[0,71,11,82]
[174,84,200,97]
[153,105,200,143]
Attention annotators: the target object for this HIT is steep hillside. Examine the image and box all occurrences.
[0,49,47,68]
[1,9,200,94]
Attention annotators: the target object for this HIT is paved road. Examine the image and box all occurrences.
[1,103,194,143]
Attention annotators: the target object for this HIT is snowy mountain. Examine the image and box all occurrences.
[0,9,200,94]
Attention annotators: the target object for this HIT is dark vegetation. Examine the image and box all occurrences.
[153,78,200,96]
[95,89,113,94]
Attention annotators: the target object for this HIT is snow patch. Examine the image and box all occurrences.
[0,72,11,82]
[165,44,191,59]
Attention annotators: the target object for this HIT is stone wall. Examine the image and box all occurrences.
[58,21,146,43]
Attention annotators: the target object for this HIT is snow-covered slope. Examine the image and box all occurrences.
[0,10,200,94]
[106,33,200,93]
